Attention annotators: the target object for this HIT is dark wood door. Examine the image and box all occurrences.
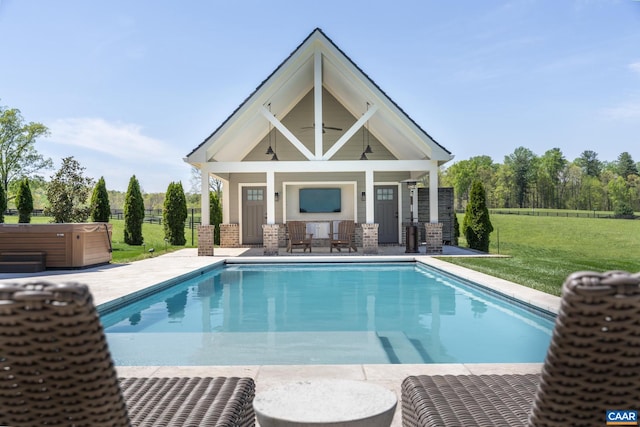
[374,186,398,244]
[242,187,266,245]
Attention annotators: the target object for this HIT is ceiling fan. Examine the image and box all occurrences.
[301,123,343,133]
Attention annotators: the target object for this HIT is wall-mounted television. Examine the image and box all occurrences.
[299,188,341,213]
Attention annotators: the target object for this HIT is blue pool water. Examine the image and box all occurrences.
[100,262,554,366]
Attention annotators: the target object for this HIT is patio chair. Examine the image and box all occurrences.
[286,221,313,252]
[401,270,640,427]
[0,281,256,427]
[330,220,357,253]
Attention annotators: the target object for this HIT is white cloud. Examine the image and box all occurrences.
[42,118,192,192]
[602,102,640,120]
[629,61,640,75]
[46,118,182,165]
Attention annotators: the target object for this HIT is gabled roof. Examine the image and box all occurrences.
[185,28,453,166]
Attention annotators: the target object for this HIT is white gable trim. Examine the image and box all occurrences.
[313,50,323,157]
[322,103,378,160]
[260,105,314,159]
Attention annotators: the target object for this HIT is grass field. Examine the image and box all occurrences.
[444,214,640,295]
[2,216,197,263]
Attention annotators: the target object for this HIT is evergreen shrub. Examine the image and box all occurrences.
[163,181,187,245]
[124,176,144,245]
[90,176,111,222]
[462,180,494,252]
[15,178,33,223]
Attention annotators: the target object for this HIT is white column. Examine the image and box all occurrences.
[266,171,275,224]
[221,177,230,223]
[429,161,439,223]
[201,171,210,225]
[412,186,418,224]
[314,49,323,158]
[365,169,374,223]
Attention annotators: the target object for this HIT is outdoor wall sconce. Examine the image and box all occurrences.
[361,191,366,201]
[275,192,279,201]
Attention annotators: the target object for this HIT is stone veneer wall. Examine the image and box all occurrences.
[360,223,379,255]
[197,225,215,256]
[262,224,279,256]
[425,223,443,254]
[219,223,240,248]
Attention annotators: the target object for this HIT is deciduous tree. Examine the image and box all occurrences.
[504,147,537,208]
[441,156,496,209]
[44,157,94,223]
[608,176,634,217]
[537,148,567,208]
[0,105,52,194]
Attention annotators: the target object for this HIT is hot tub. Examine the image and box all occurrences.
[0,223,112,269]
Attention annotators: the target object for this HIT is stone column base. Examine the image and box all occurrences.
[425,223,443,254]
[361,223,379,255]
[197,225,215,256]
[220,223,240,248]
[263,224,279,256]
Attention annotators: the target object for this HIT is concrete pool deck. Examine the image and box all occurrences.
[0,246,559,426]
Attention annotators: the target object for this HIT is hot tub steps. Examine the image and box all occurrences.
[0,251,46,273]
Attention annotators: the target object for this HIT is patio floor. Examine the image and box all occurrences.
[0,246,553,426]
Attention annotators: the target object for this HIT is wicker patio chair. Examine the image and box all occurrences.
[0,281,256,427]
[402,270,640,427]
[330,220,357,253]
[286,221,313,252]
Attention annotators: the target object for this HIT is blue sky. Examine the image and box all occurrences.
[1,0,639,193]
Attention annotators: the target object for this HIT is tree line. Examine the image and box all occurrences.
[440,147,639,216]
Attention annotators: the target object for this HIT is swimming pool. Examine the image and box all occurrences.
[100,262,554,366]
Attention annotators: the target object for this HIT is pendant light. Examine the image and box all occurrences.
[360,102,373,160]
[265,103,278,160]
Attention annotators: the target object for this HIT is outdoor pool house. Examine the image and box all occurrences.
[185,28,454,255]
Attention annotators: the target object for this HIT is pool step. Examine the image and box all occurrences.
[377,331,426,364]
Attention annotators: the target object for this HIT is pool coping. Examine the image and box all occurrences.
[98,253,560,317]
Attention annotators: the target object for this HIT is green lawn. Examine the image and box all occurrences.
[443,214,640,295]
[109,219,199,262]
[2,215,198,263]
